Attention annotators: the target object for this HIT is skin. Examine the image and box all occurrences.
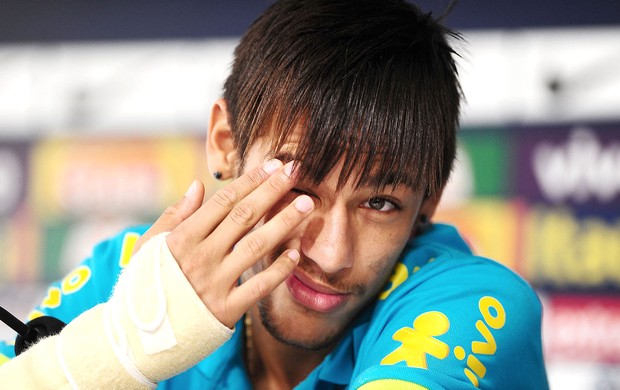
[136,99,442,389]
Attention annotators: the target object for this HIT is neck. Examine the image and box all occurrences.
[244,307,333,390]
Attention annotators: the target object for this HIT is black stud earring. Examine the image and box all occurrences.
[416,214,432,235]
[213,171,222,180]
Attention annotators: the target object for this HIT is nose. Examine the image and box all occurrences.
[300,206,354,274]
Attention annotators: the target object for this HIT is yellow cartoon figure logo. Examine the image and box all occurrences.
[381,311,450,369]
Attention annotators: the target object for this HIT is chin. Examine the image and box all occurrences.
[257,293,346,351]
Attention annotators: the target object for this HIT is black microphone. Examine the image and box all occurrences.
[0,305,66,355]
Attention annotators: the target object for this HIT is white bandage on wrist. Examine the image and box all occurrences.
[116,233,178,355]
[103,232,233,384]
[54,232,233,389]
[103,304,157,388]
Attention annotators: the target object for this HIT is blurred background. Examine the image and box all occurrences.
[0,0,619,388]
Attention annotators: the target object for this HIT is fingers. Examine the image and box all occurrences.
[170,159,285,249]
[222,194,314,278]
[207,161,299,252]
[223,249,300,327]
[133,180,205,254]
[159,159,313,328]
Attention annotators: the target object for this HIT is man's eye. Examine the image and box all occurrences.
[364,197,397,212]
[291,188,312,197]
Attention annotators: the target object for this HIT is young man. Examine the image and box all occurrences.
[0,0,548,388]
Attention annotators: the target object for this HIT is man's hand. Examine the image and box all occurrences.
[136,159,313,328]
[133,179,207,254]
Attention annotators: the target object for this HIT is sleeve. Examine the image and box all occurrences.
[350,255,549,390]
[0,232,233,389]
[0,226,147,362]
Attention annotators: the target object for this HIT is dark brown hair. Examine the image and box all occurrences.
[223,0,462,196]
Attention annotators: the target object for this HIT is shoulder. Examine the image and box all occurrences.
[76,224,152,286]
[378,223,539,309]
[351,224,547,389]
[90,224,151,270]
[25,224,152,324]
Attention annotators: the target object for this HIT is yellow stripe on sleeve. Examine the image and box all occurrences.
[0,353,10,367]
[358,379,429,390]
[119,232,140,268]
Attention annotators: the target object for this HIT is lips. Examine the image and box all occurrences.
[286,272,349,313]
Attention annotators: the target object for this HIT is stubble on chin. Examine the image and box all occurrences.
[256,294,343,351]
[247,246,395,352]
[246,249,341,350]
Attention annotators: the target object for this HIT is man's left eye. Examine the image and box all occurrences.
[364,197,397,212]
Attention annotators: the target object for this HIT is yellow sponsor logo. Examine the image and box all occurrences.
[381,296,507,388]
[61,265,92,294]
[381,311,450,369]
[379,258,435,301]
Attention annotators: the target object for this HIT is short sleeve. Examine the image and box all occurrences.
[350,254,548,389]
[0,225,149,363]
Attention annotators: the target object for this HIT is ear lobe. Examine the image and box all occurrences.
[411,188,444,238]
[206,99,237,179]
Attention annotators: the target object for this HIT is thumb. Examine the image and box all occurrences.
[133,180,205,254]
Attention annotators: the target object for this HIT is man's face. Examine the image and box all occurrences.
[240,136,425,351]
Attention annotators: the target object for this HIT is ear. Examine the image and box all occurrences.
[206,99,238,180]
[411,188,444,238]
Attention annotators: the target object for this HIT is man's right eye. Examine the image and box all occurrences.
[290,188,318,200]
[291,188,310,196]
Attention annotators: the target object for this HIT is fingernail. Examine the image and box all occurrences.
[287,249,300,262]
[263,159,282,175]
[184,180,198,198]
[283,161,295,177]
[294,195,314,213]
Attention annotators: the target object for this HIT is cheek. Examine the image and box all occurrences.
[356,230,410,286]
[368,252,400,283]
[360,255,403,302]
[362,226,410,259]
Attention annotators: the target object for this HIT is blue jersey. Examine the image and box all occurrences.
[0,224,548,389]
